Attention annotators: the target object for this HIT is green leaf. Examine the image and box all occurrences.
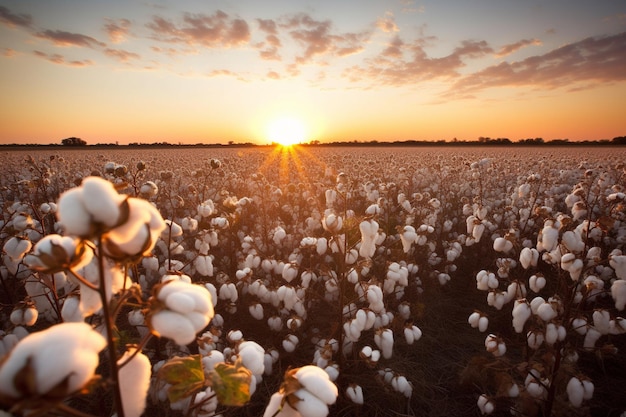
[157,355,205,403]
[207,359,252,407]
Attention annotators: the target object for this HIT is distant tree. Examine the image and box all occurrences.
[612,136,626,145]
[61,137,87,146]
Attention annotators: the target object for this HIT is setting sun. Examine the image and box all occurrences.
[266,117,307,146]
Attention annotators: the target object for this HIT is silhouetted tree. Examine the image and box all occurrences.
[61,137,87,146]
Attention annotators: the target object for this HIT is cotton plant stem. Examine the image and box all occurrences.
[95,234,125,417]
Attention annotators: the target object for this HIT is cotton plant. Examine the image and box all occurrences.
[465,168,626,416]
[0,175,259,417]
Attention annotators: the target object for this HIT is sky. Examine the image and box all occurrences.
[0,0,625,145]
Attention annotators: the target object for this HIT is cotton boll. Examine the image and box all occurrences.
[572,317,588,335]
[81,176,125,227]
[529,274,546,293]
[346,384,364,405]
[527,330,544,350]
[537,303,557,322]
[61,295,84,322]
[583,327,601,350]
[566,377,585,407]
[0,322,105,399]
[238,341,265,377]
[611,280,626,310]
[117,348,151,417]
[477,394,494,415]
[512,300,531,333]
[283,334,299,353]
[493,237,513,253]
[592,309,611,335]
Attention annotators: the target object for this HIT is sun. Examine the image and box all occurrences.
[266,117,307,146]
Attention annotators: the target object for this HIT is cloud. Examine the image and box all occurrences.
[35,30,106,48]
[345,36,492,85]
[267,70,280,79]
[281,13,370,64]
[3,47,17,58]
[0,6,33,28]
[376,13,399,33]
[146,11,250,48]
[104,18,131,44]
[33,50,93,67]
[495,38,542,57]
[446,32,626,97]
[256,19,282,61]
[104,48,140,62]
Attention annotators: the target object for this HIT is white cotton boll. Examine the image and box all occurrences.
[610,255,626,279]
[295,365,338,406]
[545,323,559,345]
[593,309,611,335]
[526,381,545,399]
[572,317,588,335]
[530,297,546,315]
[568,259,584,281]
[0,322,105,399]
[238,341,265,377]
[3,237,32,262]
[117,348,151,417]
[519,247,539,269]
[57,188,92,237]
[537,303,557,322]
[493,237,513,253]
[477,394,494,415]
[194,255,214,277]
[346,384,364,405]
[611,280,626,310]
[283,334,299,353]
[379,329,394,359]
[512,300,531,333]
[263,392,300,417]
[202,350,225,374]
[583,327,601,349]
[529,274,546,293]
[540,224,559,252]
[527,330,544,350]
[562,231,585,253]
[81,177,125,228]
[282,262,299,283]
[128,309,145,326]
[249,303,264,320]
[508,383,520,398]
[61,295,84,322]
[150,310,196,345]
[567,377,585,407]
[472,223,485,242]
[468,311,481,328]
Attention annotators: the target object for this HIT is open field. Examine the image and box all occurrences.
[1,146,626,417]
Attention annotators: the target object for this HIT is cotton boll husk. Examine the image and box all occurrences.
[0,322,105,398]
[117,348,151,417]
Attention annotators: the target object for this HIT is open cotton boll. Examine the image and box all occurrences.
[0,322,105,399]
[566,377,585,407]
[117,348,151,417]
[346,384,364,404]
[57,188,93,237]
[263,392,300,417]
[612,280,626,310]
[512,300,531,333]
[294,365,338,406]
[81,176,125,227]
[238,341,265,377]
[493,237,513,253]
[3,237,32,262]
[105,198,166,258]
[25,234,93,273]
[359,219,378,259]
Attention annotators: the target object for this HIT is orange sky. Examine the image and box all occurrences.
[1,1,625,145]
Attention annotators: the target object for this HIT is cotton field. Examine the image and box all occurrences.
[1,146,626,417]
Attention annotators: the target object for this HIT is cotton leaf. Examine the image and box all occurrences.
[157,354,205,403]
[207,359,252,406]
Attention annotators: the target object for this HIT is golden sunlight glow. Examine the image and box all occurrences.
[266,117,307,146]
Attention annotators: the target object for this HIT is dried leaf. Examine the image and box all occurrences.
[207,359,252,406]
[157,355,205,403]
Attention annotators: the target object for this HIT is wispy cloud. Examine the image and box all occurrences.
[33,50,93,67]
[0,5,33,28]
[3,47,17,57]
[146,11,250,48]
[447,32,626,97]
[495,38,542,57]
[104,48,140,62]
[35,30,106,48]
[104,18,131,44]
